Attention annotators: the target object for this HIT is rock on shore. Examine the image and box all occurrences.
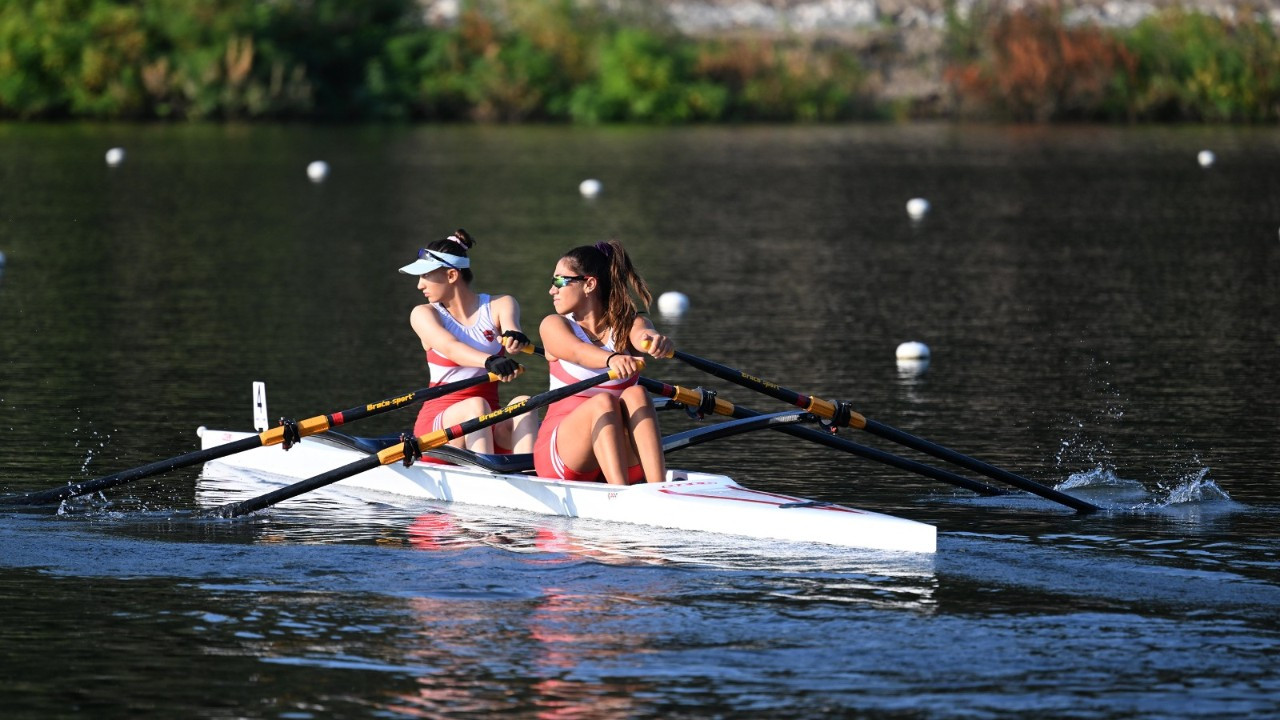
[653,0,1279,34]
[423,1,1278,33]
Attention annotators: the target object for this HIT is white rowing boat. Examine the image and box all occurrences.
[196,427,937,554]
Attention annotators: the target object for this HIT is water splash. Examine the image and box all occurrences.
[76,428,112,474]
[1054,461,1234,514]
[1058,465,1133,490]
[1055,464,1149,506]
[1053,356,1126,471]
[1153,467,1231,506]
[1049,358,1234,512]
[1054,421,1119,475]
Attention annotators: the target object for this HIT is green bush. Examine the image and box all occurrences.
[4,0,1278,123]
[0,0,139,118]
[568,28,717,123]
[1121,11,1280,121]
[697,39,869,121]
[0,0,878,122]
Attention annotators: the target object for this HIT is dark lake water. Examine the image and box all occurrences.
[2,122,1278,718]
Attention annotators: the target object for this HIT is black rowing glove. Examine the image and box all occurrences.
[500,330,530,345]
[484,354,520,377]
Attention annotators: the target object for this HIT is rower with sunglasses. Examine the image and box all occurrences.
[399,229,536,462]
[535,240,673,485]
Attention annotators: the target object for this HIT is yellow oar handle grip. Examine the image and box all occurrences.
[807,397,867,429]
[603,359,646,375]
[261,416,331,446]
[486,365,525,383]
[670,385,735,416]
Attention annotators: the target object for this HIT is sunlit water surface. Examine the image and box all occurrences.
[1,123,1278,718]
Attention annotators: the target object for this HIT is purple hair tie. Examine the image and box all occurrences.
[595,241,613,257]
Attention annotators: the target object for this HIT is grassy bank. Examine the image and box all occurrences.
[1,0,1276,123]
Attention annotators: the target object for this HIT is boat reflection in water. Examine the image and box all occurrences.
[378,587,658,719]
[198,438,943,718]
[197,463,939,611]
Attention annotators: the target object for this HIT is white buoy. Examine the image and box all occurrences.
[657,291,689,317]
[105,147,125,166]
[579,178,602,198]
[896,341,930,360]
[1197,150,1215,168]
[906,197,930,220]
[307,160,329,183]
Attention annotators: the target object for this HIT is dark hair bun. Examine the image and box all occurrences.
[448,228,476,250]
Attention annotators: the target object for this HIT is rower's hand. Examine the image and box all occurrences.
[499,330,531,355]
[484,354,522,382]
[606,352,645,379]
[638,332,673,359]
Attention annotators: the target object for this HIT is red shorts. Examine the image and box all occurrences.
[534,395,644,483]
[414,382,510,464]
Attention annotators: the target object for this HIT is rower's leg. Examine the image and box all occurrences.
[441,396,495,453]
[494,395,537,453]
[620,385,666,483]
[553,393,633,485]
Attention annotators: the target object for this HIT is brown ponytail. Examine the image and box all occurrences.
[562,239,652,353]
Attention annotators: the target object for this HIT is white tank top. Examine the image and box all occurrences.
[547,316,637,397]
[425,294,502,386]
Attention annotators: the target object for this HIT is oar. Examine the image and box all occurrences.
[1,373,504,507]
[660,349,1099,514]
[209,364,636,518]
[639,378,1007,497]
[523,343,1006,497]
[519,343,1004,497]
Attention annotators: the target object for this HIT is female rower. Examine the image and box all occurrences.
[534,239,673,485]
[400,229,536,459]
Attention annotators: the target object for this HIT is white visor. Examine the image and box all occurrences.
[399,250,471,276]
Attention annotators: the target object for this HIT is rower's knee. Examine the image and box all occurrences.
[620,385,651,407]
[586,392,620,412]
[508,396,537,430]
[582,393,624,426]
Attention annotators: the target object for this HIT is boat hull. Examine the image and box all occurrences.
[198,429,936,553]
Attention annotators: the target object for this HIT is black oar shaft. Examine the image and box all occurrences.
[212,455,386,518]
[1,373,499,506]
[859,418,1097,512]
[639,378,1006,497]
[667,349,1099,514]
[0,436,263,505]
[668,350,865,424]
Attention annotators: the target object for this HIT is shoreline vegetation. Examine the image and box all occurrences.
[1,0,1277,124]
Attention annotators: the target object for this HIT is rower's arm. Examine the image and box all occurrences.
[629,314,672,359]
[410,305,493,368]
